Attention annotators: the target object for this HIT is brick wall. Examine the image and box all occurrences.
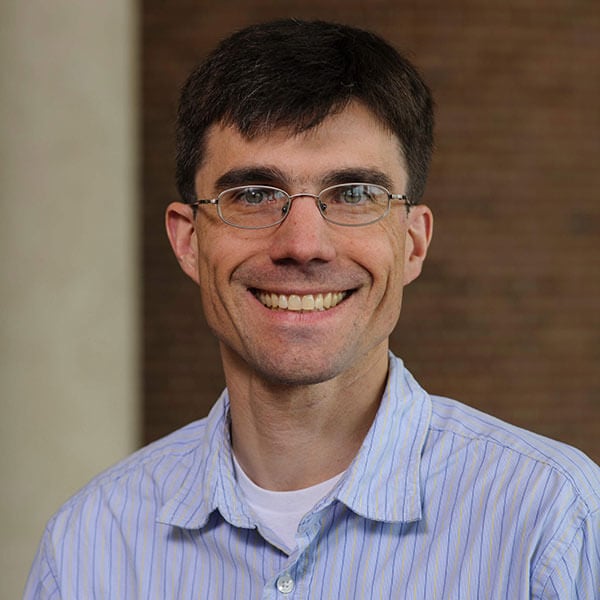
[142,0,600,461]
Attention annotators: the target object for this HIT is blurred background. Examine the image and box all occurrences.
[2,0,599,596]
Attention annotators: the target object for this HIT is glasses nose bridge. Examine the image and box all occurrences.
[287,191,321,203]
[281,190,325,221]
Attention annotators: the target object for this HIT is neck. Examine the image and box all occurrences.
[222,345,389,491]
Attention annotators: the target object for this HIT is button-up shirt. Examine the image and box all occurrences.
[25,354,600,598]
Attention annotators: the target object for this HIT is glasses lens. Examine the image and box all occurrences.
[319,184,389,225]
[219,186,289,228]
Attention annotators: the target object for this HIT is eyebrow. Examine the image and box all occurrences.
[320,168,394,190]
[213,166,395,193]
[214,167,287,191]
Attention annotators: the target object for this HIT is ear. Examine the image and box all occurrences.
[403,204,433,286]
[165,202,201,285]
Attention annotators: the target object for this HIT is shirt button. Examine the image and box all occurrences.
[276,573,295,594]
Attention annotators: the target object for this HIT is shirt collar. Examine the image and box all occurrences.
[158,353,431,529]
[157,390,255,530]
[332,353,431,523]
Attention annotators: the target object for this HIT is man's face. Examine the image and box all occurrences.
[167,102,432,387]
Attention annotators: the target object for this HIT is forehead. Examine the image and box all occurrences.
[196,102,407,193]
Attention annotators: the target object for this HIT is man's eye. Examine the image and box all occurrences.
[233,188,273,205]
[338,185,372,205]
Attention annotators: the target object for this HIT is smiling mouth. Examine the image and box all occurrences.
[252,289,350,312]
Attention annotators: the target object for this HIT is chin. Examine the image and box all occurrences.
[246,351,342,387]
[261,369,337,387]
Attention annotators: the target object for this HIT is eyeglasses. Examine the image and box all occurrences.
[190,182,415,229]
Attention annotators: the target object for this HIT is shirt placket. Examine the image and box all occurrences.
[261,506,326,599]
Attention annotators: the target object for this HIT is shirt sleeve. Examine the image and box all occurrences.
[23,530,61,600]
[535,507,600,599]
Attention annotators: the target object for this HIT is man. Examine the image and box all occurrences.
[26,19,600,599]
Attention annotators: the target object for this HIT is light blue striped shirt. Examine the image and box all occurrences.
[25,354,600,598]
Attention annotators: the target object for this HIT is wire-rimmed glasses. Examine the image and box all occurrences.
[190,182,414,229]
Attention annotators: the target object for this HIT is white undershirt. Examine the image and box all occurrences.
[233,454,344,552]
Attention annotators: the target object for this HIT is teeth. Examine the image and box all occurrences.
[301,295,315,311]
[288,295,301,311]
[256,291,347,312]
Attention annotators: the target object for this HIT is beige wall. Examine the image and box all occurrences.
[0,2,138,596]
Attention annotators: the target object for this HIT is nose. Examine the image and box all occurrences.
[268,194,337,264]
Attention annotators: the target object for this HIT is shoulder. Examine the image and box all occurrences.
[388,354,600,511]
[428,394,600,512]
[426,394,600,593]
[25,415,218,598]
[49,416,211,525]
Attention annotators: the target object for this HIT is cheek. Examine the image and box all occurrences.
[195,222,230,281]
[367,228,406,290]
[195,230,254,321]
[370,237,406,320]
[196,258,218,322]
[195,237,228,315]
